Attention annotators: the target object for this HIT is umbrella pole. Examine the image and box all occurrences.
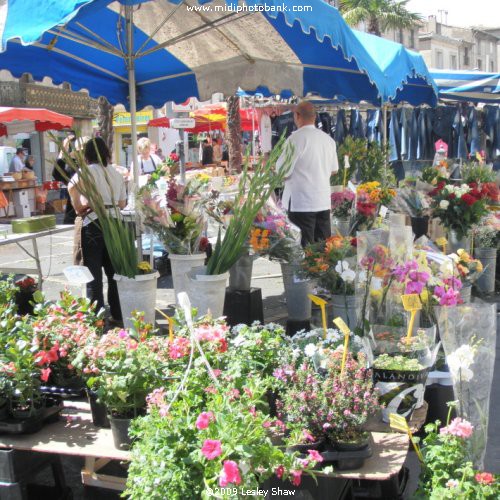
[382,104,388,179]
[126,4,142,260]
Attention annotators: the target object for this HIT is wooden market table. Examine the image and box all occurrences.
[0,401,129,491]
[0,401,421,496]
[0,224,73,289]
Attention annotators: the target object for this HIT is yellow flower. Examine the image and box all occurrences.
[138,261,152,273]
[419,289,429,304]
[476,261,483,273]
[370,289,382,301]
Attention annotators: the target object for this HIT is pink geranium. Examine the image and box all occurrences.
[275,465,285,479]
[475,472,495,485]
[440,418,474,439]
[201,439,222,460]
[307,449,324,463]
[290,470,302,486]
[219,460,242,487]
[196,411,215,430]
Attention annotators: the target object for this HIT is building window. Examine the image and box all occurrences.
[464,47,469,66]
[409,30,415,48]
[436,51,444,69]
[477,59,482,70]
[451,55,457,69]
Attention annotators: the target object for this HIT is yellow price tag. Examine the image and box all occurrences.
[308,294,328,337]
[334,317,351,375]
[401,294,422,312]
[333,317,351,336]
[436,237,447,253]
[389,413,424,462]
[401,294,421,340]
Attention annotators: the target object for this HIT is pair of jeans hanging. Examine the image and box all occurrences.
[334,109,347,144]
[400,108,412,160]
[417,108,433,160]
[366,109,381,143]
[467,106,480,156]
[484,105,500,160]
[431,106,456,154]
[349,109,365,139]
[408,109,419,161]
[388,108,401,162]
[453,109,468,160]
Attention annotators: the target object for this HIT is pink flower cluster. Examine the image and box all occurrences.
[440,418,474,439]
[196,411,215,430]
[392,260,430,295]
[146,387,168,417]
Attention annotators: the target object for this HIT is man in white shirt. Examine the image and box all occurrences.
[276,101,339,246]
[9,148,25,173]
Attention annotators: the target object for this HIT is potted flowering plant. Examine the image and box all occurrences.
[417,415,499,499]
[138,175,209,301]
[302,235,358,328]
[125,380,317,499]
[330,189,355,236]
[429,182,489,251]
[77,320,171,449]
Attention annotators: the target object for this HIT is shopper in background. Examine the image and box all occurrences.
[137,137,161,174]
[9,148,25,173]
[24,155,35,171]
[213,137,223,163]
[276,101,339,247]
[201,138,214,166]
[69,137,126,325]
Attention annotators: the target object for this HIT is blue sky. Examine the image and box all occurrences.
[407,0,496,28]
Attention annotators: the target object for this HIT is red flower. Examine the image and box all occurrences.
[169,152,180,162]
[217,338,228,353]
[40,367,51,382]
[350,237,357,247]
[275,465,285,479]
[291,470,302,486]
[198,237,209,252]
[356,202,377,217]
[429,181,446,196]
[475,472,495,485]
[461,193,477,206]
[448,193,456,200]
[35,348,59,366]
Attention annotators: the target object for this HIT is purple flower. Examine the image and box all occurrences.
[405,281,425,295]
[443,276,463,291]
[434,286,460,306]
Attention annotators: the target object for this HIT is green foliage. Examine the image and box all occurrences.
[461,162,496,184]
[333,137,395,187]
[373,354,423,371]
[207,138,292,275]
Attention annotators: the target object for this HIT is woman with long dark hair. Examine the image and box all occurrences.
[68,137,127,324]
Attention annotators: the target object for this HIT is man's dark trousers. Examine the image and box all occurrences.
[288,210,331,247]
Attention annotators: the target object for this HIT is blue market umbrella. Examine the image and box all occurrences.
[0,0,389,179]
[352,30,438,106]
[430,69,500,103]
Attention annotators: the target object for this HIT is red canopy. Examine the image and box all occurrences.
[148,106,258,133]
[0,107,74,137]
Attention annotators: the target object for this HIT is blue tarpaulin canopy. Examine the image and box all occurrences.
[352,30,438,106]
[430,69,500,103]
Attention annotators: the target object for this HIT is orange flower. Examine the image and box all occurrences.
[325,236,344,252]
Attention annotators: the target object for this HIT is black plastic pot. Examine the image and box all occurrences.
[87,391,110,428]
[109,416,132,450]
[287,439,324,454]
[333,434,370,452]
[15,289,35,316]
[411,216,429,240]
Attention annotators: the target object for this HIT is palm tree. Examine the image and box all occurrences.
[226,95,242,173]
[339,0,421,37]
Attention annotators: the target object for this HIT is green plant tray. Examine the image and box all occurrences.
[11,215,56,233]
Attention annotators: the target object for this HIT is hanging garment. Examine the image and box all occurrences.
[271,111,296,148]
[484,105,500,160]
[399,108,412,160]
[467,106,480,156]
[408,109,419,161]
[349,109,365,139]
[453,109,468,160]
[366,109,382,143]
[388,109,401,162]
[318,112,334,137]
[417,108,430,160]
[334,109,347,144]
[259,114,273,153]
[431,106,456,156]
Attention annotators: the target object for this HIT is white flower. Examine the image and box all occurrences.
[358,270,367,283]
[341,269,356,283]
[448,344,476,383]
[304,343,317,357]
[335,260,350,274]
[446,479,459,489]
[232,335,246,347]
[326,329,341,342]
[448,253,459,263]
[439,200,450,209]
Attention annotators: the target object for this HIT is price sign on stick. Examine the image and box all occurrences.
[401,294,422,340]
[436,237,448,254]
[308,294,328,337]
[333,317,351,375]
[389,413,424,462]
[156,309,175,343]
